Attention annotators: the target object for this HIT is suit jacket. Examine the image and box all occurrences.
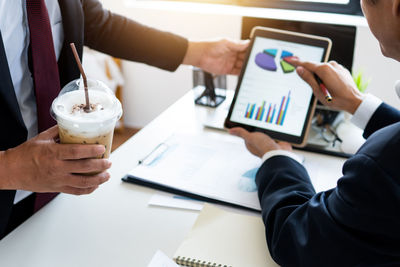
[256,102,400,266]
[0,0,188,237]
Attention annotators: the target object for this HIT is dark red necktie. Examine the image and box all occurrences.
[26,0,60,211]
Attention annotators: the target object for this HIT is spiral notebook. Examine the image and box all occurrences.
[173,204,279,267]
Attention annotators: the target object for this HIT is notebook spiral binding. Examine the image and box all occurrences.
[175,256,232,267]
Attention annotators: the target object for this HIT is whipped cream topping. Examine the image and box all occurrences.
[52,89,122,136]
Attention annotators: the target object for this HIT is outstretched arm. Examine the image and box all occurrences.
[83,0,188,71]
[83,0,249,74]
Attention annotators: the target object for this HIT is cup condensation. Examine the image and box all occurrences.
[51,79,123,158]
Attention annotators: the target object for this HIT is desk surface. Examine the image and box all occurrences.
[0,91,345,267]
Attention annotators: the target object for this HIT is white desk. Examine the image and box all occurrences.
[0,91,345,267]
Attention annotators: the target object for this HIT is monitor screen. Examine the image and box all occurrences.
[239,0,361,14]
[286,0,349,4]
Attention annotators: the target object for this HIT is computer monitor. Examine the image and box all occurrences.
[239,0,362,14]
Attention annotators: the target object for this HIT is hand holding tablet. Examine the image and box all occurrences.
[225,27,332,146]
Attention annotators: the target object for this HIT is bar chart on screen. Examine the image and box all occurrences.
[244,91,291,126]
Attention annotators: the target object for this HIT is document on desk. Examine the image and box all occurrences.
[149,193,204,211]
[124,134,262,211]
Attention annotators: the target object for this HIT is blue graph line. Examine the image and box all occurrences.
[238,168,259,192]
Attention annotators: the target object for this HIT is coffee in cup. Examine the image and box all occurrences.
[51,78,123,158]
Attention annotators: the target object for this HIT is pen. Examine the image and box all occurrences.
[314,73,332,102]
[138,143,169,165]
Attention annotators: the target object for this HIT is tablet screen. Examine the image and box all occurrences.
[229,36,325,137]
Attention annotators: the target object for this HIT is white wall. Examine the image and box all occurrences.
[353,26,400,104]
[100,0,400,128]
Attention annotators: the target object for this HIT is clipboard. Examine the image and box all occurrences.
[121,134,262,212]
[122,175,259,212]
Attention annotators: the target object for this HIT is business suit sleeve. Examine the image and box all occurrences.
[82,0,188,71]
[257,153,399,266]
[363,103,400,139]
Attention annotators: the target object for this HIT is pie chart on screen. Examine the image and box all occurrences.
[255,50,277,71]
[255,49,296,74]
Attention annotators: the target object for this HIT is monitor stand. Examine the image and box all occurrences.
[195,72,226,107]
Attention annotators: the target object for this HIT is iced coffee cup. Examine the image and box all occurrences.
[51,78,123,159]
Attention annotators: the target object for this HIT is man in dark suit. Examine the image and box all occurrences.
[0,0,248,239]
[230,0,400,265]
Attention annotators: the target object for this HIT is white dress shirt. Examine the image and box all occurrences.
[0,0,64,204]
[349,93,382,130]
[262,94,382,164]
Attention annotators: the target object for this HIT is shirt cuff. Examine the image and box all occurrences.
[261,150,303,164]
[350,94,382,130]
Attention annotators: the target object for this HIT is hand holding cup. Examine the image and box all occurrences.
[0,126,111,195]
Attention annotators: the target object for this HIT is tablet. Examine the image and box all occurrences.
[225,27,332,146]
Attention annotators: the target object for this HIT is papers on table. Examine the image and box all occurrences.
[148,193,204,211]
[127,134,262,211]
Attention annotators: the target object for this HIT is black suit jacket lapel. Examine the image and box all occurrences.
[57,0,84,87]
[0,30,20,239]
[0,31,27,145]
